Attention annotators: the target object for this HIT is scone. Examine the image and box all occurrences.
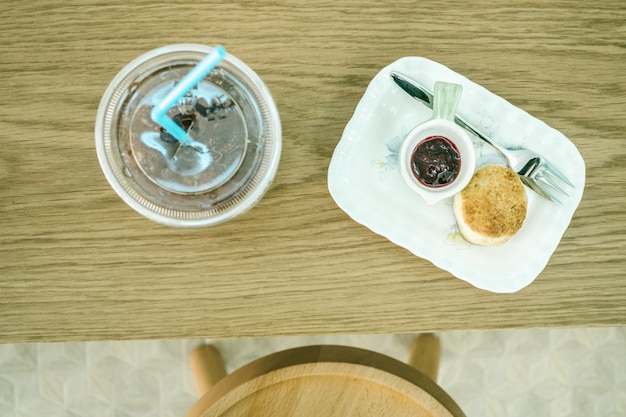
[453,164,527,246]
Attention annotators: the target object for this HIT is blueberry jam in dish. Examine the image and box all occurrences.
[411,135,461,187]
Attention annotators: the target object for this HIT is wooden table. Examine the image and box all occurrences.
[1,0,625,343]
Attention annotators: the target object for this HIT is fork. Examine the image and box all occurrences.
[390,72,574,204]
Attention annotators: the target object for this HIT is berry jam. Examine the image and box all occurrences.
[411,135,461,187]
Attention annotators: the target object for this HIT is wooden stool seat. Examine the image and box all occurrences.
[187,343,465,417]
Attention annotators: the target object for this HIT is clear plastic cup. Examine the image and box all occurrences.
[95,44,281,227]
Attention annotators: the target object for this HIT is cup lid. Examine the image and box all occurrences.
[95,44,281,227]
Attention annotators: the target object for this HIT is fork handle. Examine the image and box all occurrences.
[453,116,507,156]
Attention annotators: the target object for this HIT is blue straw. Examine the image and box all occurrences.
[151,45,227,147]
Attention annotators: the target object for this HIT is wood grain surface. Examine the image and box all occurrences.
[1,0,625,343]
[185,345,465,417]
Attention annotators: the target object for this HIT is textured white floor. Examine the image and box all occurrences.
[1,327,625,417]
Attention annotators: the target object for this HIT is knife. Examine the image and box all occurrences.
[390,71,556,202]
[390,71,487,143]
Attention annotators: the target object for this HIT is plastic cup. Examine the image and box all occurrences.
[95,44,281,227]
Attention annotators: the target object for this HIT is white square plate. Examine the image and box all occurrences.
[328,57,585,293]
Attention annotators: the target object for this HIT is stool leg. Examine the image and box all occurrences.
[408,333,441,382]
[190,344,227,396]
